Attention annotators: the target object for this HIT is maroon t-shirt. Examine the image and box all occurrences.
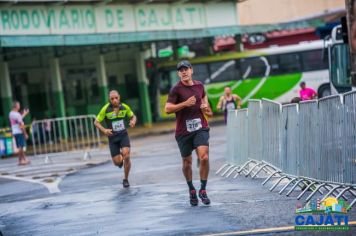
[167,80,209,136]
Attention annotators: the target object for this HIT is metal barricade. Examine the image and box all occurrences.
[281,104,299,176]
[234,109,249,165]
[261,99,282,169]
[343,91,356,184]
[222,92,356,206]
[248,100,263,162]
[31,115,101,161]
[318,95,344,183]
[226,110,237,164]
[298,100,320,180]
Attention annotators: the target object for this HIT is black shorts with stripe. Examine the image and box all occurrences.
[108,132,130,157]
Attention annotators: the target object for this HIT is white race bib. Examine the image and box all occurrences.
[226,102,236,110]
[112,120,125,132]
[186,118,202,132]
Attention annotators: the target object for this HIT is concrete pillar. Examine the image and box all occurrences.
[135,52,152,127]
[0,60,13,126]
[97,54,109,104]
[50,57,66,118]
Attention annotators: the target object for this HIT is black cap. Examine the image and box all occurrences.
[177,60,192,70]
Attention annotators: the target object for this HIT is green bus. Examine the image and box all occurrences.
[157,40,330,118]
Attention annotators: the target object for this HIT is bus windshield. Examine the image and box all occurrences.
[329,43,351,89]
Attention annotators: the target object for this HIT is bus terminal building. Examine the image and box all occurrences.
[0,0,333,127]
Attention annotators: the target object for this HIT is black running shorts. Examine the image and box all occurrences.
[108,132,130,157]
[175,128,209,158]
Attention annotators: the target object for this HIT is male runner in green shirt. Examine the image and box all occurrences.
[94,90,137,188]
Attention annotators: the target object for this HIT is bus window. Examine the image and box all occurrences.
[267,55,280,75]
[278,53,301,74]
[301,50,328,72]
[240,57,268,79]
[187,64,209,83]
[209,60,240,83]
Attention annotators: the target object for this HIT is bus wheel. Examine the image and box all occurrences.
[318,84,331,98]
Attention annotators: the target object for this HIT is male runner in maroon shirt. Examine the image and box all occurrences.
[165,60,212,206]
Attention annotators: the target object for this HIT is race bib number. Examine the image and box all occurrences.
[112,120,125,132]
[226,102,236,110]
[186,118,202,132]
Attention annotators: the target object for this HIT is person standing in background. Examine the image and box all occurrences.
[9,101,30,165]
[216,87,241,124]
[299,81,317,101]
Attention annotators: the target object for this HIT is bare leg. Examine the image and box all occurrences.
[112,154,123,166]
[122,147,131,180]
[18,148,30,165]
[182,155,193,181]
[196,146,209,180]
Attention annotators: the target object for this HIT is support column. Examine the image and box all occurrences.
[50,57,66,118]
[135,52,152,127]
[97,54,109,104]
[0,60,13,126]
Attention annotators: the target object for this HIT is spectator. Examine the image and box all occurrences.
[9,101,30,165]
[299,81,317,101]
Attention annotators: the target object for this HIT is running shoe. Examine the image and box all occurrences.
[190,189,199,206]
[123,179,130,188]
[199,190,211,205]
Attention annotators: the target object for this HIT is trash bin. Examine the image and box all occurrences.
[4,135,14,156]
[0,137,5,156]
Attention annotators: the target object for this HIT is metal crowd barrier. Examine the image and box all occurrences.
[31,115,102,162]
[217,91,356,210]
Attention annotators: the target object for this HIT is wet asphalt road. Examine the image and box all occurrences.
[0,124,355,236]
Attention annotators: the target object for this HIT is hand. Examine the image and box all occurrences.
[185,96,196,107]
[24,133,29,140]
[103,128,113,136]
[23,109,29,116]
[200,103,208,111]
[129,119,136,128]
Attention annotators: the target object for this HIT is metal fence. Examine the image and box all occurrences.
[219,91,356,206]
[31,115,102,162]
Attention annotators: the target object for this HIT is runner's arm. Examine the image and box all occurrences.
[216,96,223,110]
[165,102,187,114]
[165,96,196,114]
[201,96,213,118]
[129,115,137,128]
[233,94,242,109]
[94,119,112,136]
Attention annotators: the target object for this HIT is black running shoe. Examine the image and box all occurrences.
[199,190,211,205]
[123,179,130,188]
[190,190,198,206]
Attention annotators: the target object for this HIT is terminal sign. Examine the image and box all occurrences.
[0,3,236,35]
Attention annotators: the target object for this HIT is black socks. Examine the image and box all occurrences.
[200,180,207,190]
[187,181,195,191]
